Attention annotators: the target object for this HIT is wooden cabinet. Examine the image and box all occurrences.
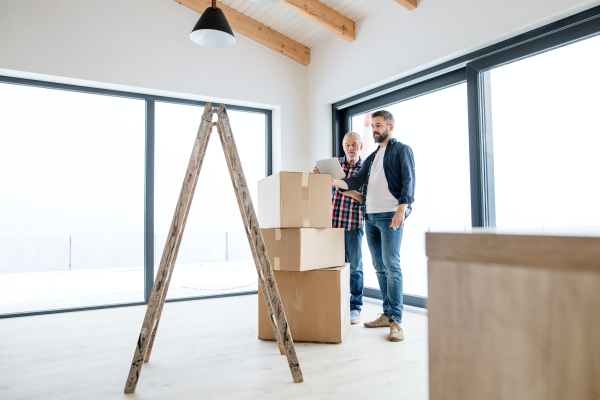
[426,230,600,400]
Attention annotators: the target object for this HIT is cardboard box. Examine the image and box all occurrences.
[261,228,345,272]
[258,264,350,344]
[258,172,332,229]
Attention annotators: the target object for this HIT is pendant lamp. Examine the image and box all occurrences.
[190,0,236,48]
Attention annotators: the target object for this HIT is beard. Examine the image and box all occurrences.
[373,128,389,144]
[345,151,358,160]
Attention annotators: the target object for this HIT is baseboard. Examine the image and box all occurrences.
[363,287,427,309]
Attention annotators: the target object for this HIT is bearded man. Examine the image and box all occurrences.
[332,110,415,342]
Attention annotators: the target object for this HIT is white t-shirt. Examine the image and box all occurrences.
[366,146,399,214]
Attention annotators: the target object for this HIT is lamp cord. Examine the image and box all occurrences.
[212,0,216,8]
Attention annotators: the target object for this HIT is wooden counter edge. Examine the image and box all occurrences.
[426,232,600,272]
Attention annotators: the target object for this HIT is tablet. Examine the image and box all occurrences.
[315,158,346,179]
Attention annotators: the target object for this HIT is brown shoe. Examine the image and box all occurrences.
[389,322,404,341]
[364,314,391,328]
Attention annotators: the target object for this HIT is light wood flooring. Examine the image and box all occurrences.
[0,295,428,400]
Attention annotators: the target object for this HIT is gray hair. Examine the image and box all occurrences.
[343,131,362,143]
[372,110,395,126]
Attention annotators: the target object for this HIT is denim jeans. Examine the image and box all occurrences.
[365,212,404,324]
[345,227,364,312]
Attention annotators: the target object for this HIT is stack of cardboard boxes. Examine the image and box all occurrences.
[257,172,350,343]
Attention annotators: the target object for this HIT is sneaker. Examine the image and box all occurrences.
[350,310,360,325]
[389,322,405,342]
[364,314,391,328]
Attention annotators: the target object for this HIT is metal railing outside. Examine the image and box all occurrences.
[0,232,252,274]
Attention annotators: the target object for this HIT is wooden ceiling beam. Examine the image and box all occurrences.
[282,0,355,43]
[394,0,418,11]
[176,0,310,66]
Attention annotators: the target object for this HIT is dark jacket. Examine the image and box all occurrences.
[341,138,415,217]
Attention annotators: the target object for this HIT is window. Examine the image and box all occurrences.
[333,6,600,306]
[0,83,145,314]
[0,77,272,316]
[490,35,600,229]
[155,102,266,300]
[351,84,471,297]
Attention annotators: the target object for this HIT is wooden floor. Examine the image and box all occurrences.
[0,295,428,400]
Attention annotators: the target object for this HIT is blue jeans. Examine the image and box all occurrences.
[365,212,404,324]
[345,228,364,312]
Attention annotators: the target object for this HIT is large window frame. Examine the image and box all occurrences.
[0,76,272,318]
[332,5,600,308]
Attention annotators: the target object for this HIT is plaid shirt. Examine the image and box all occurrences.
[332,157,364,230]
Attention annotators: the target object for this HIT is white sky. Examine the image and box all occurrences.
[154,102,265,237]
[491,34,600,228]
[0,85,265,237]
[0,85,145,236]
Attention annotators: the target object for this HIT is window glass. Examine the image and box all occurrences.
[351,83,471,296]
[154,103,266,299]
[0,83,145,314]
[490,35,600,229]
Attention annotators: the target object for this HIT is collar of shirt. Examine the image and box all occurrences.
[375,137,398,152]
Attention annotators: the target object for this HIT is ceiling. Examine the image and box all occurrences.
[219,0,395,48]
[175,0,417,65]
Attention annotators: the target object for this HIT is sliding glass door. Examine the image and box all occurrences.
[351,83,471,297]
[0,77,271,316]
[0,83,145,314]
[155,102,266,300]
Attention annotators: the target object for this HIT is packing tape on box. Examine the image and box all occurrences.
[301,173,309,201]
[275,229,281,241]
[302,186,309,200]
[318,307,327,342]
[341,291,349,323]
[274,257,280,270]
[303,219,310,227]
[301,172,309,187]
[302,172,308,187]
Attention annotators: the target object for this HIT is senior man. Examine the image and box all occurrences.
[332,110,415,342]
[313,132,365,325]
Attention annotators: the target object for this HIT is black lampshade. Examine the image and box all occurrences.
[190,6,236,48]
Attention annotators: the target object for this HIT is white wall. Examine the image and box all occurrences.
[306,0,600,169]
[0,0,308,173]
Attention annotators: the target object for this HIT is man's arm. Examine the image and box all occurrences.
[391,204,408,230]
[391,146,415,230]
[332,177,349,190]
[333,156,370,191]
[341,190,363,204]
[397,146,415,206]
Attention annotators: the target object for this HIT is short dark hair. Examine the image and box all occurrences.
[372,110,394,126]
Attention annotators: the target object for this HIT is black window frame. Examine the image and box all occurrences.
[332,5,600,308]
[0,75,272,318]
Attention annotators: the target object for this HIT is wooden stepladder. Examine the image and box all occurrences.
[123,103,303,394]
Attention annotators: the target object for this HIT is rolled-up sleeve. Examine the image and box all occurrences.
[398,146,415,205]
